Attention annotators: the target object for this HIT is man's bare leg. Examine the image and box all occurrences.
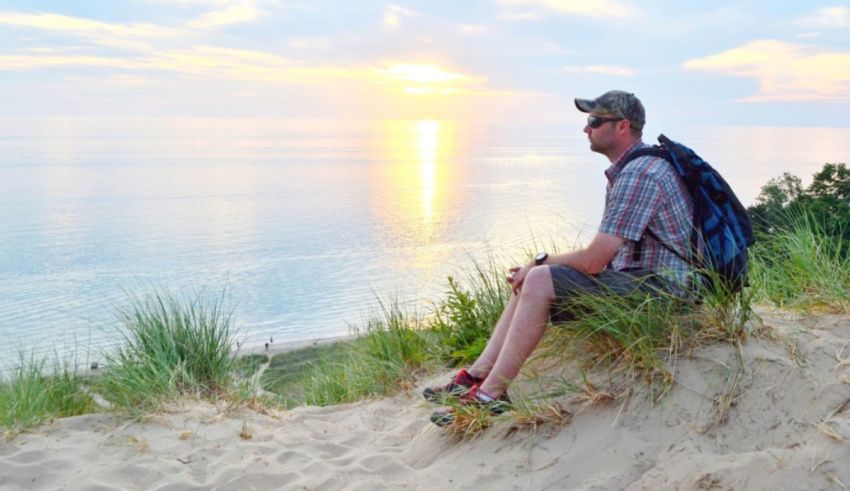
[479,266,555,397]
[467,292,521,379]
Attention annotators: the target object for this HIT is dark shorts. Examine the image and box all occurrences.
[548,265,673,323]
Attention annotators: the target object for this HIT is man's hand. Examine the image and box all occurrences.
[506,265,531,295]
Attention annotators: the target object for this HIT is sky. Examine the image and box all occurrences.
[1,0,849,126]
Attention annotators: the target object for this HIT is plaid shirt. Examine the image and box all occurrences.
[598,140,695,291]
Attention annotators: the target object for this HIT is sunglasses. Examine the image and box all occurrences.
[587,115,623,128]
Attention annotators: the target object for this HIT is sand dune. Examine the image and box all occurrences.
[1,308,848,490]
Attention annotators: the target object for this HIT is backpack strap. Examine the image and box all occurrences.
[622,147,695,266]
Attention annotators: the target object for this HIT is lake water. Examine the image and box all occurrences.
[2,118,848,369]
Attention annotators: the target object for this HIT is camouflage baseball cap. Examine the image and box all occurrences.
[574,90,645,130]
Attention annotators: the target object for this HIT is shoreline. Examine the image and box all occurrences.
[235,332,357,360]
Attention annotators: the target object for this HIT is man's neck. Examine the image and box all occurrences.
[606,136,642,163]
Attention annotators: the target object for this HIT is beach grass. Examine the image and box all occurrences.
[300,300,431,406]
[93,288,238,413]
[260,344,343,407]
[539,286,695,396]
[750,213,850,312]
[234,353,269,378]
[430,256,510,365]
[0,355,95,435]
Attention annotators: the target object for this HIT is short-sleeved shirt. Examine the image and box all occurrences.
[598,139,695,292]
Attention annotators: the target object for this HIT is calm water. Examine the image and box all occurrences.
[1,118,849,369]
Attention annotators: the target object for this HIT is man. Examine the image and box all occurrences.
[426,90,695,425]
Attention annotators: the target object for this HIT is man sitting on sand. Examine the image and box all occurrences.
[426,90,695,426]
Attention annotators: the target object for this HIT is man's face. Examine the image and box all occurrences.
[583,113,623,154]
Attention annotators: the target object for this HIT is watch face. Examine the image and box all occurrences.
[535,252,547,264]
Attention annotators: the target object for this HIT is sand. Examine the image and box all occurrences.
[1,308,849,490]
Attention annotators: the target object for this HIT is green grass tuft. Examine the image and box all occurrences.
[94,288,237,413]
[260,344,343,408]
[300,299,430,406]
[750,213,850,312]
[0,355,95,434]
[542,286,695,393]
[431,257,510,364]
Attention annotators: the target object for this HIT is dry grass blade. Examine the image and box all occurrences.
[814,420,844,441]
[239,420,253,440]
[781,336,806,368]
[835,340,850,369]
[443,406,495,442]
[572,381,616,407]
[701,365,745,434]
[827,473,848,491]
[826,398,850,419]
[505,402,573,438]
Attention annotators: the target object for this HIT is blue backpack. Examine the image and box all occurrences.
[626,134,755,292]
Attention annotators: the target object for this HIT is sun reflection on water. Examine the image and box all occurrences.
[417,120,439,225]
[369,119,467,268]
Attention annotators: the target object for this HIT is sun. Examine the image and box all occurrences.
[379,62,481,96]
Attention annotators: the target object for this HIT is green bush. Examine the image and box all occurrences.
[748,162,849,256]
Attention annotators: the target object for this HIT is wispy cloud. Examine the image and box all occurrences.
[383,5,416,27]
[683,39,850,102]
[796,6,848,28]
[0,54,144,70]
[460,24,487,34]
[186,1,262,29]
[0,10,180,39]
[563,65,634,76]
[0,10,188,52]
[0,43,493,99]
[497,0,637,19]
[378,63,480,84]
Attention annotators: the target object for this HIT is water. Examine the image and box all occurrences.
[1,118,848,369]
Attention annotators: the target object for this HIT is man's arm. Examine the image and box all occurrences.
[508,232,624,294]
[547,232,624,274]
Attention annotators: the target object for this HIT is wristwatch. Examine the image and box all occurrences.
[534,251,548,266]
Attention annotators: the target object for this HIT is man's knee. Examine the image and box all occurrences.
[520,265,555,302]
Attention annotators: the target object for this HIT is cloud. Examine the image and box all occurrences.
[497,0,637,19]
[0,54,144,70]
[288,36,334,50]
[186,1,262,29]
[378,63,480,84]
[563,65,634,76]
[0,43,493,99]
[383,5,416,27]
[0,10,184,52]
[796,6,848,28]
[0,10,179,38]
[0,6,497,99]
[683,39,850,102]
[496,11,542,21]
[460,24,487,34]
